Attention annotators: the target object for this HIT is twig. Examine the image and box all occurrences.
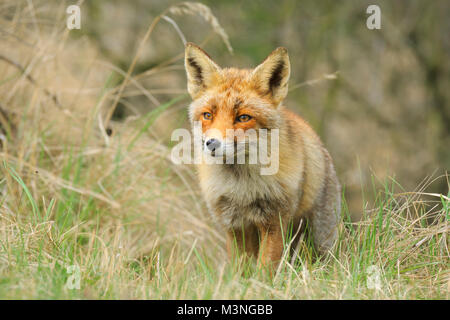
[0,54,62,109]
[289,71,339,91]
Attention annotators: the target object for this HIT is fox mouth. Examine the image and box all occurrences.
[203,144,222,157]
[202,140,249,158]
[202,139,229,157]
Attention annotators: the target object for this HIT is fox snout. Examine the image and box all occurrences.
[203,136,227,157]
[203,135,238,158]
[205,138,221,152]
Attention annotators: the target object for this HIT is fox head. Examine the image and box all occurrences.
[184,42,290,158]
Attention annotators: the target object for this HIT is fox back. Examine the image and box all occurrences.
[184,43,341,269]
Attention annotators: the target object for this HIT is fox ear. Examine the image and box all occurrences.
[185,42,221,99]
[251,47,290,105]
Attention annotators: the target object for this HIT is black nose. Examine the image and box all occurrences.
[205,138,221,152]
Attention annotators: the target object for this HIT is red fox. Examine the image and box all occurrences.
[184,42,341,270]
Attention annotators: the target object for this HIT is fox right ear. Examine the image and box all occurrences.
[250,47,290,106]
[185,43,221,99]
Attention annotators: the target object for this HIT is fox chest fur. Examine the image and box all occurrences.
[198,160,302,229]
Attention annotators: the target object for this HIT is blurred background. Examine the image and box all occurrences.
[1,0,449,217]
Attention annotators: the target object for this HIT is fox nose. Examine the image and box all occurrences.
[205,138,221,152]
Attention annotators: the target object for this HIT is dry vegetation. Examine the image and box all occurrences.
[0,1,448,299]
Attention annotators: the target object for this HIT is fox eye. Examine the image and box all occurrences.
[236,114,252,122]
[203,112,213,120]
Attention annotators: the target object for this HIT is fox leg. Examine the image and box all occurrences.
[256,217,288,273]
[226,225,259,263]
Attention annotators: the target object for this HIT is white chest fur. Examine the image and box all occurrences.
[200,164,297,228]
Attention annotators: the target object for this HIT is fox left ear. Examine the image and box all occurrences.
[185,42,221,99]
[251,47,290,106]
